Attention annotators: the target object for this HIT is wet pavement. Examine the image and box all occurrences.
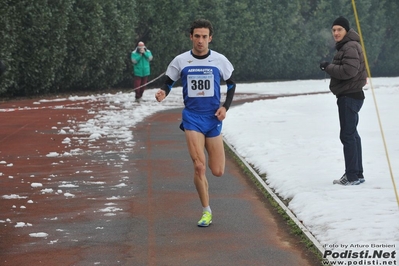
[0,96,320,265]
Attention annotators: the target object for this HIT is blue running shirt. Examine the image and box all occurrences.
[166,50,234,114]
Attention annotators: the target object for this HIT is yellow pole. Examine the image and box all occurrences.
[351,0,399,207]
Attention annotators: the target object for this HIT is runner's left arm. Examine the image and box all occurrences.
[160,75,175,97]
[222,78,236,111]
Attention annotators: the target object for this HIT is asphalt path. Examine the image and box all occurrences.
[0,97,321,266]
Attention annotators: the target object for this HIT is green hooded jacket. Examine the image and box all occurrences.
[131,46,153,77]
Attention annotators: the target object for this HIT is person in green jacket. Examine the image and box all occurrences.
[131,41,153,100]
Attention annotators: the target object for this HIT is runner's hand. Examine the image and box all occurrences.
[155,89,166,102]
[215,106,227,121]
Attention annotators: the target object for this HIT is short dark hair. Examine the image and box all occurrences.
[190,19,213,36]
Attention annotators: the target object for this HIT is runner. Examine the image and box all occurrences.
[155,19,236,227]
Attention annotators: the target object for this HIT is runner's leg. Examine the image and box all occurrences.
[205,134,225,177]
[185,130,209,207]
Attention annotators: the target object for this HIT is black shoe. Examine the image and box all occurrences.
[333,174,361,186]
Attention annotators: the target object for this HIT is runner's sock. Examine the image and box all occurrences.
[203,206,212,214]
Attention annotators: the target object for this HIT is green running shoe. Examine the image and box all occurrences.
[197,211,212,227]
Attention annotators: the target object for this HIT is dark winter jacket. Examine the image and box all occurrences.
[324,29,367,97]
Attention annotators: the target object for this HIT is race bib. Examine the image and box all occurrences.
[187,74,214,97]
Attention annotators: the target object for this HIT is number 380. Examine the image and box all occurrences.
[191,79,211,90]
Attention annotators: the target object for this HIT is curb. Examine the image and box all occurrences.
[223,139,326,257]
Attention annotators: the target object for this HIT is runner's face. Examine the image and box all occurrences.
[190,28,212,56]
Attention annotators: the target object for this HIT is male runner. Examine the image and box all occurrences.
[155,19,236,227]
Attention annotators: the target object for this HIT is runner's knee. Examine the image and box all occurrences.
[211,167,224,177]
[193,159,206,176]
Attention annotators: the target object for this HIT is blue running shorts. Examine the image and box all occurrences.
[180,109,222,138]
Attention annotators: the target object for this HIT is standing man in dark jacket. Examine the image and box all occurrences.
[320,16,367,186]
